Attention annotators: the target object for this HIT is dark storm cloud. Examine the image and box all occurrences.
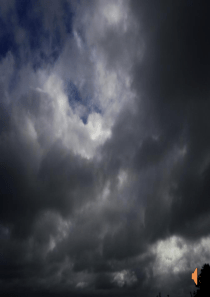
[94,0,210,295]
[128,0,210,241]
[1,0,210,297]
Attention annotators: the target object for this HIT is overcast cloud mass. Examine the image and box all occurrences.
[0,1,210,296]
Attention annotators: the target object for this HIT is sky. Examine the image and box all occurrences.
[0,1,210,296]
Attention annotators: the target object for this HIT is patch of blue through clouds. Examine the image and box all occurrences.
[0,0,96,125]
[0,0,75,93]
[65,81,102,125]
[0,10,18,61]
[0,0,75,68]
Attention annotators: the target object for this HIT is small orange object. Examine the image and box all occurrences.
[192,268,197,285]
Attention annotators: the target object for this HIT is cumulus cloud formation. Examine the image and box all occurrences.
[0,1,210,296]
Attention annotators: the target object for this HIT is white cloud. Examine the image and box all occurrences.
[117,170,128,189]
[34,0,139,163]
[76,282,88,289]
[112,269,138,287]
[151,235,210,278]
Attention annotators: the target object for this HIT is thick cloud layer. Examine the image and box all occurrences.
[0,1,210,296]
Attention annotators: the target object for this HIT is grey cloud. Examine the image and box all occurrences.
[0,1,210,297]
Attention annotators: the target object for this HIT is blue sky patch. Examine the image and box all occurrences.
[62,0,75,35]
[65,81,102,125]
